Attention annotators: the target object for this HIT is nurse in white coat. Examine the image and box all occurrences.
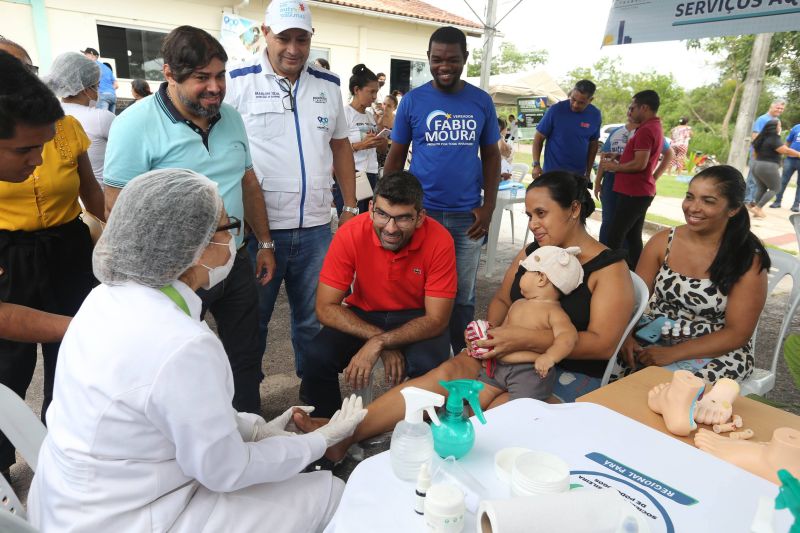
[28,168,366,532]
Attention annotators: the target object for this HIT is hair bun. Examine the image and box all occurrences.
[352,64,366,75]
[573,175,596,218]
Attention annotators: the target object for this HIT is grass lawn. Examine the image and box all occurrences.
[655,174,690,199]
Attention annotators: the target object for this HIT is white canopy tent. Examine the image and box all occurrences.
[465,69,567,106]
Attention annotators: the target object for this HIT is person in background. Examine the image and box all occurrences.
[377,93,397,131]
[748,119,800,218]
[669,117,692,174]
[82,47,118,113]
[47,52,116,188]
[225,0,358,380]
[603,90,664,269]
[506,113,519,142]
[769,121,800,212]
[531,79,601,181]
[28,169,366,532]
[497,117,513,178]
[0,47,72,345]
[745,99,785,205]
[616,166,769,384]
[337,64,387,214]
[384,25,501,354]
[595,115,674,246]
[0,45,104,483]
[103,26,275,414]
[314,57,330,70]
[391,89,403,104]
[130,78,152,101]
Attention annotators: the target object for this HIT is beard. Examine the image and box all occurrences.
[178,90,221,118]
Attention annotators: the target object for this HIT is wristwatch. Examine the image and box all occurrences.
[257,240,276,250]
[532,161,541,167]
[342,206,360,215]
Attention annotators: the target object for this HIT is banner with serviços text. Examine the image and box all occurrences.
[603,0,800,47]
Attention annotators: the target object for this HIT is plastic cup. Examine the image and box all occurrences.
[511,451,570,496]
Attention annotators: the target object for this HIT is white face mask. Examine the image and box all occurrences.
[200,237,236,290]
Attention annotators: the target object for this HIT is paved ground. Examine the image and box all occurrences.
[8,197,800,502]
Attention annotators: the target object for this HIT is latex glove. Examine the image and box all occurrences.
[313,394,367,447]
[252,406,315,441]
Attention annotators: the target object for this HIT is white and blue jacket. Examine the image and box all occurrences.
[225,52,348,230]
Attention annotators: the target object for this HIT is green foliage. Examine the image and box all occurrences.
[564,58,685,127]
[467,42,548,77]
[784,334,800,390]
[688,128,730,163]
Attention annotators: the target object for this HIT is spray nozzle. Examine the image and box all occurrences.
[400,387,444,425]
[439,379,487,425]
[776,468,800,531]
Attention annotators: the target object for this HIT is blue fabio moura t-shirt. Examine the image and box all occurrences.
[536,99,601,174]
[392,82,500,212]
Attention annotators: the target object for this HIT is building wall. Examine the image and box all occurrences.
[0,0,437,99]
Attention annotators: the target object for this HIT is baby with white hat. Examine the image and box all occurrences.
[466,246,583,403]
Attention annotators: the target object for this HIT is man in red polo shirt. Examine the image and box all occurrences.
[299,171,456,417]
[603,90,664,269]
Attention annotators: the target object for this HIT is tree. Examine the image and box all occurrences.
[466,42,547,77]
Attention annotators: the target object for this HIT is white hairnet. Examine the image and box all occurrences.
[93,169,224,288]
[43,52,100,98]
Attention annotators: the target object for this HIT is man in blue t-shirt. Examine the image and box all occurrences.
[745,99,785,204]
[532,80,602,181]
[771,122,800,211]
[384,26,501,353]
[82,47,118,113]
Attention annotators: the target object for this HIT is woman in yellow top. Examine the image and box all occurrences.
[0,41,104,482]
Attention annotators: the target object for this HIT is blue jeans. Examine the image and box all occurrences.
[745,153,758,203]
[426,210,482,353]
[97,92,116,114]
[300,307,451,417]
[774,158,800,207]
[598,172,619,246]
[246,224,331,378]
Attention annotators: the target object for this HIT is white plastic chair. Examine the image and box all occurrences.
[789,213,800,246]
[0,383,46,531]
[740,249,800,396]
[504,163,529,244]
[599,271,650,387]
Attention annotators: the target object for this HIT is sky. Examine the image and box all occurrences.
[436,0,722,90]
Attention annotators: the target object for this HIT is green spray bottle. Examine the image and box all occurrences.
[431,379,487,459]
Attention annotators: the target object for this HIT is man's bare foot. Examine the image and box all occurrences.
[695,378,739,426]
[291,408,353,464]
[695,427,800,484]
[647,370,705,436]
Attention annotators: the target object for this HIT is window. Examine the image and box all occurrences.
[308,48,330,64]
[390,58,431,94]
[97,25,167,81]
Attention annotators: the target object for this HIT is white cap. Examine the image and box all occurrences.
[519,246,584,295]
[265,0,313,35]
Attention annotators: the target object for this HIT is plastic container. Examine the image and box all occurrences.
[424,484,465,533]
[510,451,571,496]
[431,380,487,459]
[494,447,532,485]
[390,387,443,480]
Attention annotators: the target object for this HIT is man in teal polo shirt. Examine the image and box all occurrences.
[103,26,275,414]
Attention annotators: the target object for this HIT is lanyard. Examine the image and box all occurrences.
[159,285,191,316]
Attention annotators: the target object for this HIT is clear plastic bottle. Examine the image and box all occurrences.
[390,387,444,480]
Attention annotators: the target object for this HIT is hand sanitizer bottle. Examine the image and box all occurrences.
[390,387,444,480]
